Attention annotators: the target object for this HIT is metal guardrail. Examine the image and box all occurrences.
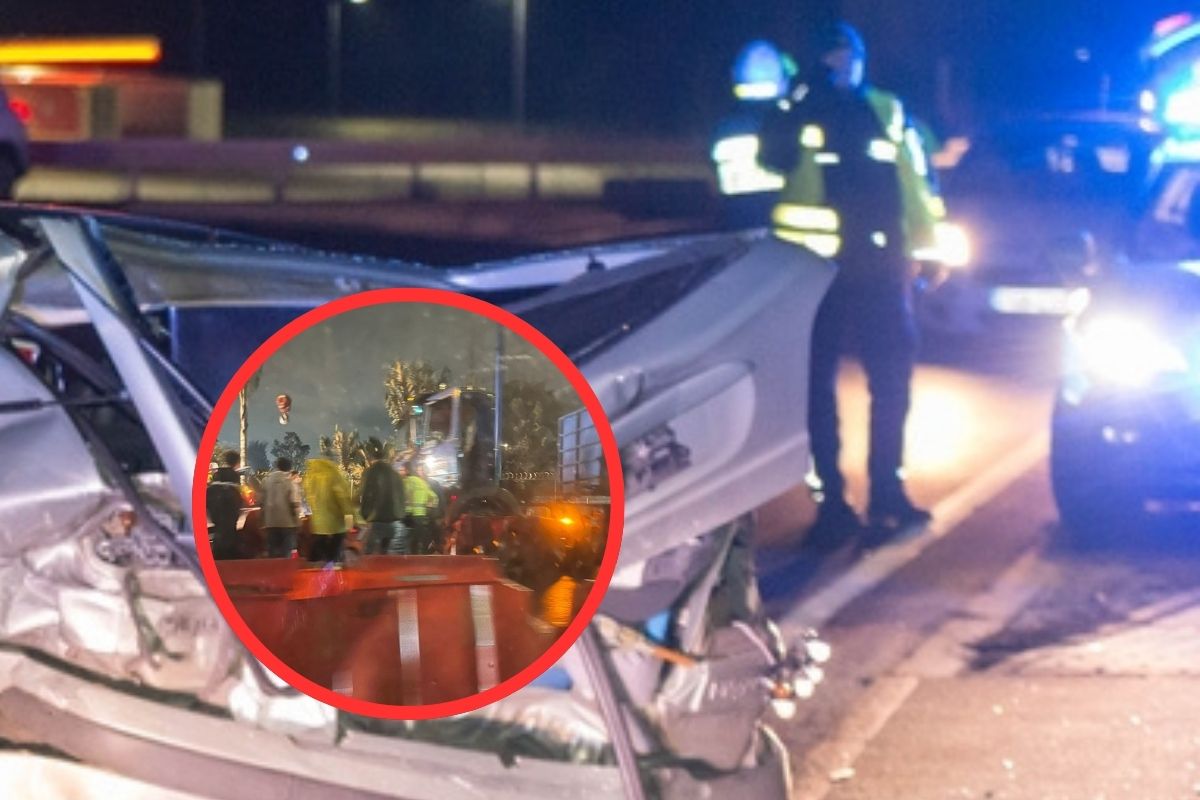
[16,137,717,207]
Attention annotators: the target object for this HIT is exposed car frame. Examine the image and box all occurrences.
[0,205,832,798]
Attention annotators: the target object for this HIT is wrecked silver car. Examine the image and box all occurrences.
[0,206,831,798]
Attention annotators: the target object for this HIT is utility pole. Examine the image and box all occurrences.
[327,0,343,112]
[493,325,504,484]
[511,0,527,126]
[191,0,207,75]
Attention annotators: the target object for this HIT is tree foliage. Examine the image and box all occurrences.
[383,360,445,438]
[246,440,270,472]
[501,380,569,482]
[210,440,238,469]
[321,425,365,490]
[270,432,311,470]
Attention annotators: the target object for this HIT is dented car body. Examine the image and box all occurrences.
[0,206,831,798]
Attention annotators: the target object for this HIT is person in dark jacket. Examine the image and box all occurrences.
[207,450,245,560]
[359,442,408,555]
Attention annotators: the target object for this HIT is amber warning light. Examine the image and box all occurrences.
[0,37,162,66]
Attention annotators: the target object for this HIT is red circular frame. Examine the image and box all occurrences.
[192,288,625,720]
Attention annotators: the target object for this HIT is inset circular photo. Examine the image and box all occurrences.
[192,289,621,719]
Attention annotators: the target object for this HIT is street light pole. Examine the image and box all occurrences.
[511,0,527,126]
[191,0,207,75]
[327,0,343,113]
[493,325,504,484]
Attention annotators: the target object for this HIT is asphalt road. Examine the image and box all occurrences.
[750,334,1200,799]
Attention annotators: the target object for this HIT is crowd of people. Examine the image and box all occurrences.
[205,446,444,565]
[205,446,611,636]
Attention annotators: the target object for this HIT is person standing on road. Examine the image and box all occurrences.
[261,456,302,558]
[303,457,355,565]
[759,21,950,546]
[403,461,440,555]
[206,451,245,560]
[0,85,29,200]
[359,442,408,555]
[415,461,446,553]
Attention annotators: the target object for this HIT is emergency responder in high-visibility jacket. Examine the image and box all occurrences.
[759,21,945,545]
[710,39,797,228]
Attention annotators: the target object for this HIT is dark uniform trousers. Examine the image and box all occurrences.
[808,234,917,504]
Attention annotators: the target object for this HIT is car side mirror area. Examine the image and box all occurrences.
[1047,231,1101,284]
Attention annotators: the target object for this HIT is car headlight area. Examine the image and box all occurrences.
[1066,312,1191,393]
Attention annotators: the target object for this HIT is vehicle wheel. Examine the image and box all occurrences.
[1050,426,1143,548]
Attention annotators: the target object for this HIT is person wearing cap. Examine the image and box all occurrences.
[759,21,948,546]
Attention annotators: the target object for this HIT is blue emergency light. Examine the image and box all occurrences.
[1163,78,1200,129]
[1145,16,1200,136]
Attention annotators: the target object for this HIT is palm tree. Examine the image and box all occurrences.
[383,360,442,445]
[238,370,263,475]
[321,425,365,491]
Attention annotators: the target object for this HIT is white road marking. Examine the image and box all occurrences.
[794,553,1051,799]
[395,589,422,705]
[470,584,500,692]
[789,437,1053,800]
[898,547,1051,678]
[781,429,1049,633]
[792,434,1056,796]
[792,675,921,800]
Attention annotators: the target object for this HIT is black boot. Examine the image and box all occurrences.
[805,497,863,552]
[867,486,932,531]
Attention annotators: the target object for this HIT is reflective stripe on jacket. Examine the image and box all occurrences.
[404,475,438,517]
[769,86,944,260]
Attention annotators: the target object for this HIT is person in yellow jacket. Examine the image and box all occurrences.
[303,457,355,565]
[402,461,440,554]
[759,21,949,547]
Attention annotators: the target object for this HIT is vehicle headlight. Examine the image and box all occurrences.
[912,221,970,268]
[935,221,971,268]
[1073,314,1189,387]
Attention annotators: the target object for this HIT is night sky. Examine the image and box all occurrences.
[215,302,571,458]
[3,2,1194,136]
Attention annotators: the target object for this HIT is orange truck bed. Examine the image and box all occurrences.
[215,555,559,705]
